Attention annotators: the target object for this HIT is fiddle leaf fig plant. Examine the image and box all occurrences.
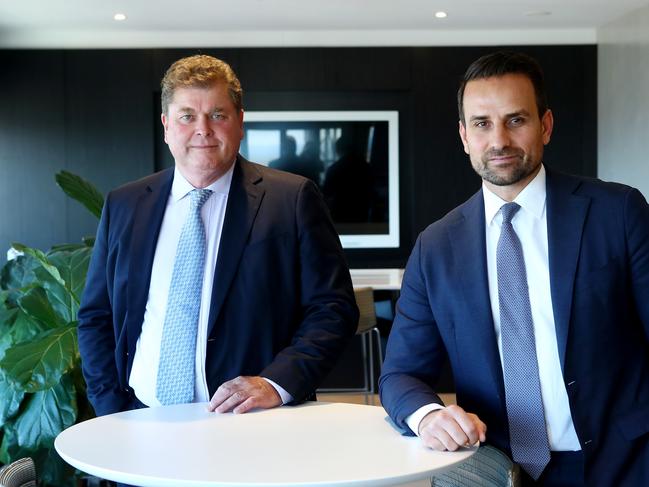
[0,170,103,486]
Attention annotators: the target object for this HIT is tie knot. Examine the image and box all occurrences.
[190,188,213,210]
[501,202,521,224]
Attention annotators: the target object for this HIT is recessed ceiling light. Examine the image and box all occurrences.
[113,13,127,21]
[435,11,448,19]
[525,11,551,17]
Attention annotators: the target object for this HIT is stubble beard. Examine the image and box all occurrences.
[472,148,540,187]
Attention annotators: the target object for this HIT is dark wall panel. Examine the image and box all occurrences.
[0,51,67,255]
[0,45,597,266]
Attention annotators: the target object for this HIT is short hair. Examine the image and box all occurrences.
[457,51,548,124]
[161,54,243,114]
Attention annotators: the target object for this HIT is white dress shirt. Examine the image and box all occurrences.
[129,165,291,407]
[407,165,580,451]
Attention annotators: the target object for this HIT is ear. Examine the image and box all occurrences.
[238,109,244,141]
[541,109,554,145]
[161,112,170,144]
[458,120,470,154]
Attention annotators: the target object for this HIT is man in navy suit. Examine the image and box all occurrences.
[78,55,357,418]
[380,51,649,486]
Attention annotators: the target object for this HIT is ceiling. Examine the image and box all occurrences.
[1,0,648,48]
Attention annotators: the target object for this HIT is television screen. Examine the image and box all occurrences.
[241,111,399,249]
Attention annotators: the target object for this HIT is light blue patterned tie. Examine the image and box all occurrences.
[498,202,551,480]
[156,188,212,405]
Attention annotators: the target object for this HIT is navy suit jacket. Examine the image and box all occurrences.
[78,157,358,417]
[379,167,649,486]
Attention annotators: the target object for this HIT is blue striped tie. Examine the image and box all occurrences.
[498,202,551,480]
[156,188,212,405]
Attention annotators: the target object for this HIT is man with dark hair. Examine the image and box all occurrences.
[380,51,649,486]
[78,54,357,418]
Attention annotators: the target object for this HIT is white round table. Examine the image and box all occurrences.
[55,402,475,487]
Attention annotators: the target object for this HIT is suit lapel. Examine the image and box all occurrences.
[126,169,174,350]
[448,190,505,397]
[207,157,265,335]
[545,168,590,370]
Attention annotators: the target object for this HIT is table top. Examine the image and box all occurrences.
[55,402,474,487]
[350,268,404,291]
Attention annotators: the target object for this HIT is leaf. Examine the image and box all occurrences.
[55,170,104,220]
[0,424,31,464]
[50,243,87,253]
[13,374,77,451]
[35,446,77,487]
[0,254,40,305]
[11,244,65,287]
[82,235,96,247]
[0,307,45,359]
[48,246,92,307]
[17,286,67,330]
[0,373,25,426]
[0,325,78,392]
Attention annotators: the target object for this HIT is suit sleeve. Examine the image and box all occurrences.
[379,234,448,435]
[625,188,649,340]
[260,180,358,402]
[77,194,132,416]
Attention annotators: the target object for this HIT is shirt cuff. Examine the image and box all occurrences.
[262,377,293,405]
[405,403,446,436]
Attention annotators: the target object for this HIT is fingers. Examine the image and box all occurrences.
[207,376,282,414]
[418,405,487,451]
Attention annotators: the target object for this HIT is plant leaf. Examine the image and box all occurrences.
[17,286,67,329]
[0,254,40,306]
[11,244,65,287]
[34,446,77,487]
[0,373,25,426]
[13,374,77,450]
[48,246,92,307]
[0,324,78,392]
[0,307,46,359]
[55,170,104,220]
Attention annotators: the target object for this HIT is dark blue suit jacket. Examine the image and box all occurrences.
[78,157,357,417]
[379,167,649,486]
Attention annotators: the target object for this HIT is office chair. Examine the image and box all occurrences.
[319,287,383,404]
[0,457,36,487]
[430,445,521,487]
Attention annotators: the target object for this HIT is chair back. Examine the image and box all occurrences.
[354,287,377,334]
[0,457,36,487]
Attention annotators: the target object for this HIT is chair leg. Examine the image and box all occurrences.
[360,332,370,404]
[368,332,375,404]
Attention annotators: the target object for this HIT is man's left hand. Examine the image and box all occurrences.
[207,376,282,414]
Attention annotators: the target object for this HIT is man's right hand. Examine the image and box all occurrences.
[418,405,487,451]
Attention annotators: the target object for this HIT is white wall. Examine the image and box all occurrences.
[598,5,649,198]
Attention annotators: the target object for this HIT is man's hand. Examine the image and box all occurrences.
[207,376,282,414]
[418,405,486,451]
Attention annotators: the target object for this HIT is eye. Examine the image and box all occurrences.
[473,120,489,129]
[211,112,225,120]
[509,117,525,127]
[179,114,193,122]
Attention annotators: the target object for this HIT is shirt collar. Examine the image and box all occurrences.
[171,162,236,202]
[482,164,547,225]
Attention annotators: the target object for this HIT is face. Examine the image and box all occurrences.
[459,73,553,199]
[161,82,243,186]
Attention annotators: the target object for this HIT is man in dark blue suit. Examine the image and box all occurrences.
[380,51,649,486]
[78,55,357,418]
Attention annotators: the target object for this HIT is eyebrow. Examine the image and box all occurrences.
[468,109,531,122]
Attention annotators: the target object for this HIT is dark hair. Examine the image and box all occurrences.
[161,54,243,114]
[457,51,548,124]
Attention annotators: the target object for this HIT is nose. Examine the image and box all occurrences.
[195,115,213,137]
[490,124,511,150]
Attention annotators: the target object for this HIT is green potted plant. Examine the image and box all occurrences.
[0,171,104,486]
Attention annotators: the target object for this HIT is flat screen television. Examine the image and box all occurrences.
[240,111,399,249]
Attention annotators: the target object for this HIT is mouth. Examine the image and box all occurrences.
[189,145,219,150]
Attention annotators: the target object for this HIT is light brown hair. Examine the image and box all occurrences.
[160,54,243,114]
